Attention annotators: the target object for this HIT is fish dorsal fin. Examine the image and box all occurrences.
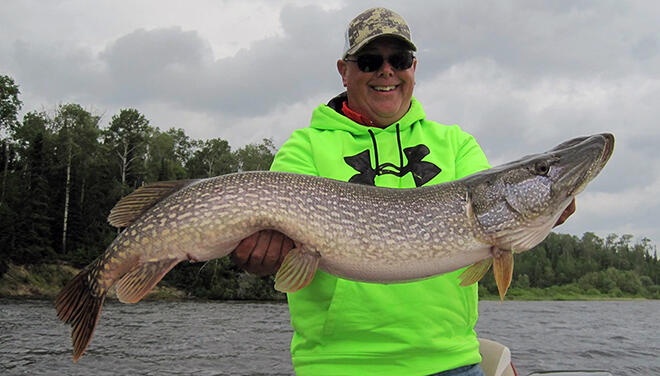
[274,246,321,293]
[108,180,196,228]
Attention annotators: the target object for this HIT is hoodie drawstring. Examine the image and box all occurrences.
[368,124,405,175]
[368,129,380,171]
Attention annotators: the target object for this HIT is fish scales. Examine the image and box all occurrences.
[207,172,486,273]
[56,133,615,362]
[107,171,483,283]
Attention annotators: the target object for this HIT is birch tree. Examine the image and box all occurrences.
[104,109,151,188]
[51,104,100,253]
[0,75,22,204]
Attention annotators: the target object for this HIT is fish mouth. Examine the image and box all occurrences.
[599,133,615,168]
[558,133,615,197]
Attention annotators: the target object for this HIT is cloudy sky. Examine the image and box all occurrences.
[2,0,659,247]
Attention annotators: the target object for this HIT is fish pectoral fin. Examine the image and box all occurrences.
[115,258,182,303]
[458,258,493,286]
[108,179,197,227]
[274,247,320,293]
[492,247,514,301]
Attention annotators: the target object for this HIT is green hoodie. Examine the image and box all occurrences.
[270,94,491,376]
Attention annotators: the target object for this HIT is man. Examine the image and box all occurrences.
[232,7,574,376]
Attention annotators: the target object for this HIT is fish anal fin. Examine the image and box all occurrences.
[115,258,181,303]
[108,180,197,228]
[55,269,106,362]
[492,247,514,301]
[274,247,320,293]
[459,258,493,286]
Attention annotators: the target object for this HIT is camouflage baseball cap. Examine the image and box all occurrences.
[343,7,416,58]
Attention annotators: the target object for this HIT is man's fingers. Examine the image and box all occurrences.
[264,231,284,267]
[249,230,273,266]
[231,230,294,275]
[231,232,260,265]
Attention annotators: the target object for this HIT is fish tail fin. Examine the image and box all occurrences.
[55,270,106,362]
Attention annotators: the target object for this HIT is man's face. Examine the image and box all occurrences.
[337,38,417,128]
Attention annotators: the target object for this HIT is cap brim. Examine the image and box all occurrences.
[343,33,417,58]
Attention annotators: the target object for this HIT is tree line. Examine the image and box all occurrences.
[479,232,659,299]
[1,74,658,300]
[0,74,279,298]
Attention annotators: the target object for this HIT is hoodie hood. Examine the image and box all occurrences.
[310,92,426,135]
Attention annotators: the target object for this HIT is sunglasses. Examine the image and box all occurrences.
[344,51,415,73]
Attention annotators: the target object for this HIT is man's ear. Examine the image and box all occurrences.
[337,59,348,87]
[412,58,417,86]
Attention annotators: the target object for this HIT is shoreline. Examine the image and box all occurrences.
[1,263,655,302]
[0,263,188,301]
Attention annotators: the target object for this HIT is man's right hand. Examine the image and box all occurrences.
[231,230,294,276]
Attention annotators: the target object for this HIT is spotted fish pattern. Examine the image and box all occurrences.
[56,133,614,362]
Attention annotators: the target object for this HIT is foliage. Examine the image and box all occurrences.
[1,75,23,205]
[478,232,660,300]
[186,138,237,178]
[1,74,658,300]
[0,75,282,296]
[104,108,151,187]
[235,138,277,171]
[0,74,22,135]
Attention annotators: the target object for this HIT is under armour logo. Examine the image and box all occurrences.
[344,144,441,187]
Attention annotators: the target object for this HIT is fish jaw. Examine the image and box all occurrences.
[465,133,614,254]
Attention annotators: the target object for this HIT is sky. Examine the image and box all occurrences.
[2,0,659,248]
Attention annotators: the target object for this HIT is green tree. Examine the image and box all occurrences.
[0,75,21,132]
[104,109,152,187]
[186,138,237,178]
[51,104,101,253]
[17,129,55,262]
[0,75,22,204]
[144,127,191,182]
[167,127,194,168]
[4,112,55,264]
[235,138,277,171]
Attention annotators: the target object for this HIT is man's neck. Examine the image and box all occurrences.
[342,101,377,127]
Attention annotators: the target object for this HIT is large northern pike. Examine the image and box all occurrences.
[56,133,614,361]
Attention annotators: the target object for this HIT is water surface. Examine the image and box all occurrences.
[1,299,658,375]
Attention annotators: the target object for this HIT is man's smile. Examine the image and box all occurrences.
[371,85,399,92]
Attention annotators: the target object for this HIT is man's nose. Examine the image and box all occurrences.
[377,59,395,76]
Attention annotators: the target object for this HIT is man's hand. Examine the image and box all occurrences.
[554,198,576,227]
[231,230,294,276]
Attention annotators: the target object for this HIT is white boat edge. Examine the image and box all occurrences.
[478,338,614,376]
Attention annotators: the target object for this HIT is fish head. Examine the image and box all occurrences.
[465,133,615,252]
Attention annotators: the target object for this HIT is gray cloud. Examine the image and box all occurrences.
[406,0,660,81]
[100,27,213,103]
[2,0,660,245]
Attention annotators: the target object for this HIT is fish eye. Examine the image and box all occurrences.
[534,160,550,175]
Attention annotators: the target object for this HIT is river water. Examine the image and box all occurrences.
[1,299,658,375]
